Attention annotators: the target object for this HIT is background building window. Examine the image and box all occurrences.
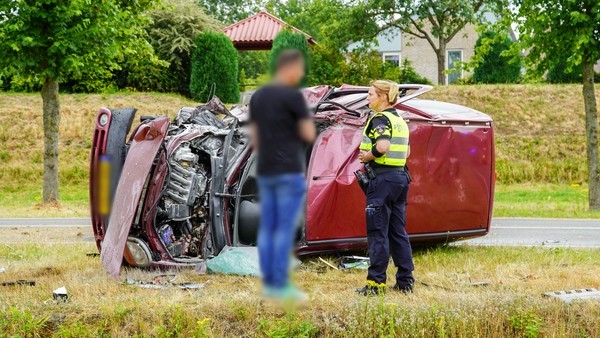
[383,53,401,67]
[447,50,463,84]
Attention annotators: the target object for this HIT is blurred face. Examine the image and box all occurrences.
[279,60,305,86]
[367,86,386,111]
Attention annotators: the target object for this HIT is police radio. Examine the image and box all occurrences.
[354,163,376,194]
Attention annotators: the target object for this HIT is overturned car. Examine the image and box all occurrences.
[90,84,495,278]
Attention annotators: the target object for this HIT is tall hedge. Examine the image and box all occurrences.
[473,31,521,84]
[190,32,239,103]
[269,30,309,86]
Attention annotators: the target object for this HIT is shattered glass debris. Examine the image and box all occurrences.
[205,246,261,277]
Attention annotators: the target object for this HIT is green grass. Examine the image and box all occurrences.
[0,243,598,337]
[494,183,600,218]
[0,184,88,218]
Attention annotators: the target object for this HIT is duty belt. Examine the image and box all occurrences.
[373,166,406,175]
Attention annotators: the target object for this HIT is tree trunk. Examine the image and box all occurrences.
[41,77,60,203]
[582,61,600,210]
[436,39,446,85]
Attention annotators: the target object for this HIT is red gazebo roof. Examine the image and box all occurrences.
[223,10,316,50]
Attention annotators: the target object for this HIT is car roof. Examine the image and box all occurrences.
[400,99,493,123]
[306,85,493,124]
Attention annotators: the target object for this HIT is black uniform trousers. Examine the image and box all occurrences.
[365,169,414,287]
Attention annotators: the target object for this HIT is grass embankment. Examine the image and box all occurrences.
[1,84,599,218]
[0,241,598,337]
[0,92,196,217]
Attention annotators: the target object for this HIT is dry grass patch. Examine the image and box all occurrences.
[0,241,598,337]
[0,92,197,191]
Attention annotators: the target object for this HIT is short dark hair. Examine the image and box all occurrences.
[276,49,304,71]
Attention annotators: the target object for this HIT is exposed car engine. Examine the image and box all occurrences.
[156,142,209,259]
[152,104,238,261]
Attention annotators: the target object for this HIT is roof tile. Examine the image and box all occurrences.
[223,10,316,50]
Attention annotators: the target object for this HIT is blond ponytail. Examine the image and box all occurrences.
[370,80,400,104]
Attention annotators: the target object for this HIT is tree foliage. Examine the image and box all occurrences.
[267,0,353,51]
[505,0,599,209]
[113,0,220,94]
[346,0,506,84]
[239,51,269,80]
[307,44,347,86]
[190,32,239,103]
[269,30,310,85]
[197,0,263,24]
[509,0,599,78]
[0,0,156,202]
[397,59,433,85]
[472,31,521,84]
[308,46,430,87]
[0,1,156,83]
[547,57,583,84]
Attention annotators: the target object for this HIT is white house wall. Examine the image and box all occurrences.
[401,23,479,85]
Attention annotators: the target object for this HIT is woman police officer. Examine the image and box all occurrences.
[356,80,414,295]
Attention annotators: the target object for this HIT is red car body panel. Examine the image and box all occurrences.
[306,125,366,241]
[299,87,494,249]
[99,117,170,279]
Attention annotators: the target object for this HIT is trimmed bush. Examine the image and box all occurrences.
[473,31,521,84]
[269,30,309,86]
[190,32,239,103]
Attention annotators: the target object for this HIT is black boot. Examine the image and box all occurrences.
[391,283,413,294]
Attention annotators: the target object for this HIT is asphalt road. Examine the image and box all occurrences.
[1,217,599,248]
[462,218,600,248]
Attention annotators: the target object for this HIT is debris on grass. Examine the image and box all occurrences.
[0,267,5,273]
[206,246,261,276]
[195,261,207,275]
[125,276,166,289]
[299,261,327,273]
[1,280,35,286]
[318,257,338,271]
[53,286,69,301]
[124,274,208,290]
[418,280,455,292]
[337,256,369,270]
[418,279,491,291]
[204,246,300,276]
[543,288,600,303]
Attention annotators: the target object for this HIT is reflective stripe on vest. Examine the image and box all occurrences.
[359,111,409,167]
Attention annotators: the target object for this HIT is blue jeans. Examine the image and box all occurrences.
[257,173,306,289]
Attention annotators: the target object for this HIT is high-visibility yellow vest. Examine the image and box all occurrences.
[359,111,409,167]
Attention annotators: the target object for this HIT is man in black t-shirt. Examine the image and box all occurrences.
[249,49,316,301]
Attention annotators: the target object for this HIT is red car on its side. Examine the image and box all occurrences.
[90,84,495,278]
